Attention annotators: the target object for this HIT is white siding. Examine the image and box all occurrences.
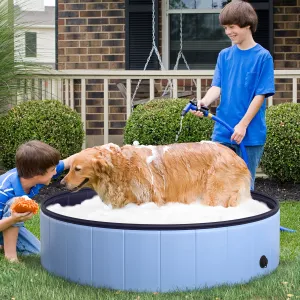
[15,0,45,11]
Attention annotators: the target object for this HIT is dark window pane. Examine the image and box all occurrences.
[169,0,231,9]
[254,10,270,52]
[169,13,231,69]
[25,32,37,58]
[125,0,159,70]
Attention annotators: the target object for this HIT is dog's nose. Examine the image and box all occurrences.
[60,178,66,186]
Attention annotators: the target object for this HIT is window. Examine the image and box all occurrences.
[166,0,273,70]
[25,32,37,58]
[250,1,273,55]
[168,0,231,70]
[125,0,159,70]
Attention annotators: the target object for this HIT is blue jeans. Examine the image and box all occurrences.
[220,143,264,191]
[0,198,40,255]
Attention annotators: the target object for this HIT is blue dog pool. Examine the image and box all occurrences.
[40,189,280,292]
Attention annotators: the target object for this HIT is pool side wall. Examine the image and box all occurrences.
[40,210,280,292]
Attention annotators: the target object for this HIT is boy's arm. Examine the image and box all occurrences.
[200,86,221,107]
[231,94,265,144]
[0,213,33,232]
[0,194,33,232]
[192,86,221,117]
[196,52,222,110]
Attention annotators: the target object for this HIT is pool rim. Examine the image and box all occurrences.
[41,189,279,231]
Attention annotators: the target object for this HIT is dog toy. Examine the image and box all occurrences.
[10,197,39,214]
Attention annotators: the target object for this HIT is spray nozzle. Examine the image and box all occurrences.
[181,98,209,117]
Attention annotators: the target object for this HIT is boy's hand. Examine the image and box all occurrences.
[63,153,78,170]
[190,100,207,118]
[231,123,247,144]
[11,211,33,223]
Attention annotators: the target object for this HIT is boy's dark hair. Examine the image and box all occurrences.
[219,1,258,34]
[16,140,60,178]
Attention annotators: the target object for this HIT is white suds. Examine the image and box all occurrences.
[163,146,170,153]
[198,141,217,145]
[47,195,270,225]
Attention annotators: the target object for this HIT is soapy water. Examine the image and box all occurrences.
[47,195,270,225]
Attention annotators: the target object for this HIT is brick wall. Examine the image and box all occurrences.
[273,0,300,104]
[57,0,300,146]
[58,0,126,146]
[58,1,125,70]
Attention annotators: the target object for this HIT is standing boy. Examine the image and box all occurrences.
[0,140,76,262]
[191,0,275,189]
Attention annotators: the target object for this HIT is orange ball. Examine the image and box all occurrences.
[10,197,39,214]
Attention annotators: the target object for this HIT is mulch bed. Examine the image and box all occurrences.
[255,177,300,202]
[32,177,300,203]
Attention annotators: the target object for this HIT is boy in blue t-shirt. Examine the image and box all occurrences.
[191,1,275,190]
[0,140,76,262]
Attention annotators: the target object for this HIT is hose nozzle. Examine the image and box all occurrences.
[181,99,209,117]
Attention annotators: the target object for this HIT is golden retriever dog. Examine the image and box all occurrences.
[61,142,251,208]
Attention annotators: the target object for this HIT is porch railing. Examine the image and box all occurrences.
[18,69,300,147]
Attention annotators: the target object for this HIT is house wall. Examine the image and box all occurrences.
[15,0,45,11]
[17,26,55,67]
[16,5,56,68]
[57,0,300,146]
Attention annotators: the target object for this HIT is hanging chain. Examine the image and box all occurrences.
[131,0,198,110]
[131,0,172,111]
[162,0,197,97]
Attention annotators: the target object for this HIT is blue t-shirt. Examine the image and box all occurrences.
[0,160,65,218]
[211,43,275,146]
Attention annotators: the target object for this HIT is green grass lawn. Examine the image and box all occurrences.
[1,202,300,300]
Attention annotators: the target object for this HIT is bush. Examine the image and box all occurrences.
[261,103,300,183]
[0,100,84,170]
[124,98,214,145]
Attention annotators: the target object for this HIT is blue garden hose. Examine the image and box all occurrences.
[181,99,295,233]
[181,100,249,167]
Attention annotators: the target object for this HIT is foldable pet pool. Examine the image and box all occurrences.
[40,189,280,292]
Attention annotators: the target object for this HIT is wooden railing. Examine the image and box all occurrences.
[17,69,300,147]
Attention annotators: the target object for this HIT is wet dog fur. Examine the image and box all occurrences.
[61,142,251,208]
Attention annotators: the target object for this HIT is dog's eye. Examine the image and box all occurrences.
[74,166,81,172]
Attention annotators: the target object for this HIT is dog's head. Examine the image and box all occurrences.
[61,144,118,192]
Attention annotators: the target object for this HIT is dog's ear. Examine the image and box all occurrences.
[92,156,113,175]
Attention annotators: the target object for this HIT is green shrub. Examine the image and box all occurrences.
[124,98,214,145]
[0,100,84,170]
[261,103,300,183]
